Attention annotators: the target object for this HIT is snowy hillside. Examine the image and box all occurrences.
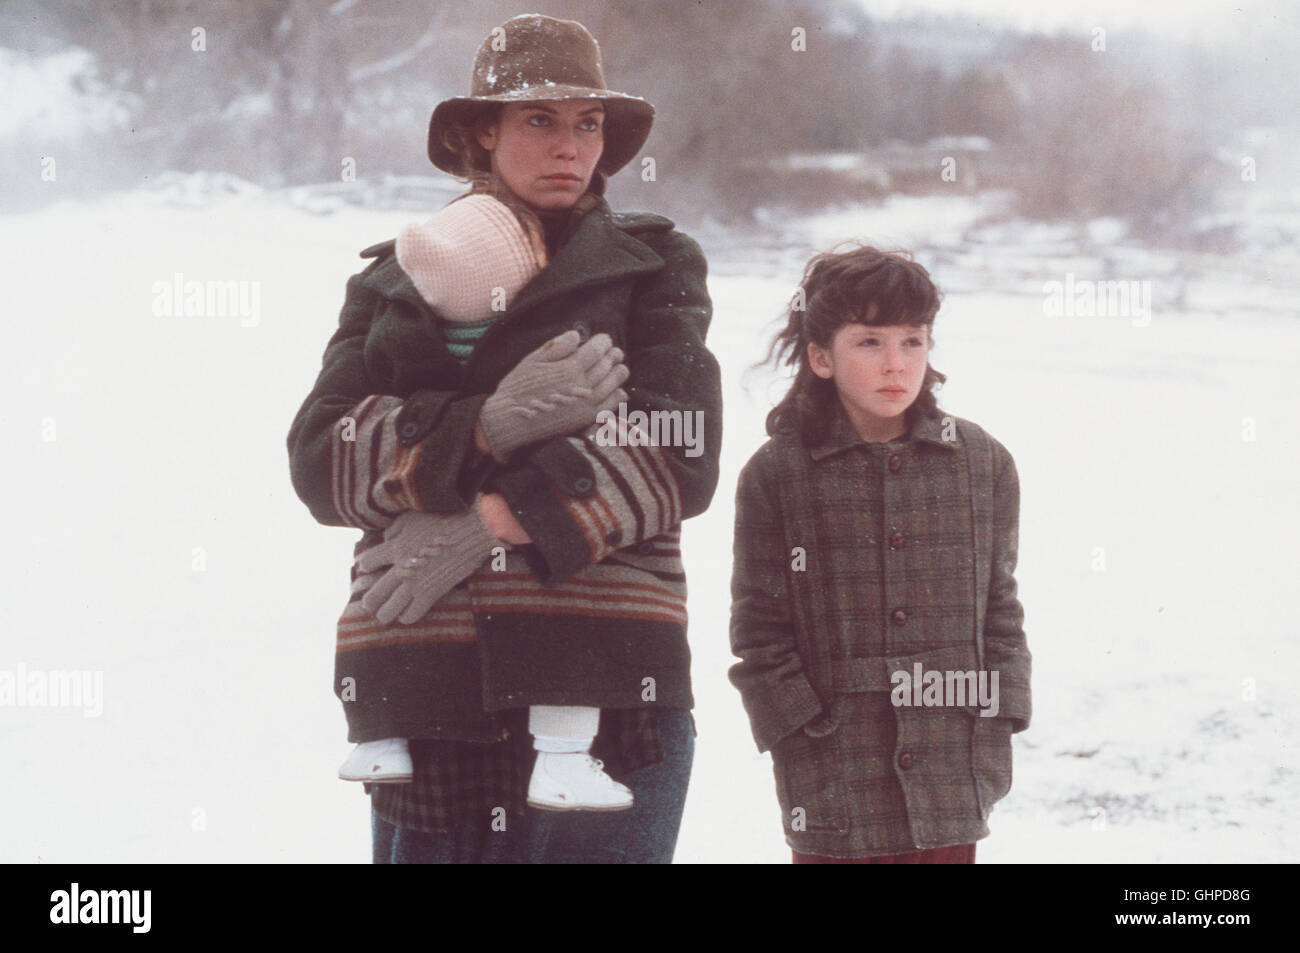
[1,179,1296,863]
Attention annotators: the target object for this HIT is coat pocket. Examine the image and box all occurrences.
[772,728,849,836]
[968,711,1014,820]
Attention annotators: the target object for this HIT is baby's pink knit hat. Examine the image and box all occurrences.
[395,194,546,323]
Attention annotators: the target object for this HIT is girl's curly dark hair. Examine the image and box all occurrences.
[762,244,947,444]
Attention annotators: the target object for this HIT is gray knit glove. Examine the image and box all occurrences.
[355,505,499,624]
[478,330,629,461]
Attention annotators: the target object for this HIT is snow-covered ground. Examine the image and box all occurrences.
[1,180,1296,863]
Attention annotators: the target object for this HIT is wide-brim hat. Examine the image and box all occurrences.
[428,14,655,178]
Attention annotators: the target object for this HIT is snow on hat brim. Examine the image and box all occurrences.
[426,15,654,177]
[428,93,653,177]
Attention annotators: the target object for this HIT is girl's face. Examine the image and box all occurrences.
[807,321,931,440]
[476,100,605,210]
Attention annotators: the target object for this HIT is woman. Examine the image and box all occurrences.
[286,14,722,863]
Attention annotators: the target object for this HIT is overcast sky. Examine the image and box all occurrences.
[856,0,1287,43]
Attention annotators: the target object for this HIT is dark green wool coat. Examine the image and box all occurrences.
[729,402,1031,857]
[287,197,722,742]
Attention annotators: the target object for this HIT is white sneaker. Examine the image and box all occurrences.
[339,737,413,783]
[526,752,634,812]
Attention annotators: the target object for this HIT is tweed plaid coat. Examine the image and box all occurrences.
[729,402,1031,858]
[287,196,721,743]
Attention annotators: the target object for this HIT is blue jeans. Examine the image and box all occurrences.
[371,708,694,864]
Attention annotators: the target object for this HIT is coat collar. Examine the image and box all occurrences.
[359,197,666,315]
[808,401,959,462]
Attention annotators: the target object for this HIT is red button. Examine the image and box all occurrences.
[888,455,902,473]
[889,531,905,548]
[891,609,908,625]
[897,751,915,769]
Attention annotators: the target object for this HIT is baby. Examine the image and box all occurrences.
[337,192,634,812]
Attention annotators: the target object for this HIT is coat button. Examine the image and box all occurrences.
[573,322,591,343]
[891,609,908,625]
[572,476,594,495]
[897,751,915,770]
[382,478,402,495]
[888,454,902,473]
[605,530,623,546]
[399,421,420,441]
[889,530,905,549]
[637,541,656,555]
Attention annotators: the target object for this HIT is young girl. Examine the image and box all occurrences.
[337,186,636,812]
[728,245,1031,863]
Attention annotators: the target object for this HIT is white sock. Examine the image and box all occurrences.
[530,705,600,753]
[533,734,595,753]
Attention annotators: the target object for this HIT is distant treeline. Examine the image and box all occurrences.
[4,0,1290,235]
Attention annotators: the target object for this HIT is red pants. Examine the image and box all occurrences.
[793,843,975,864]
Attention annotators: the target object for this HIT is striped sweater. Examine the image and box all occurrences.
[440,315,496,362]
[329,393,691,741]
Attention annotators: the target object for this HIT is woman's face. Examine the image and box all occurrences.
[476,100,605,210]
[808,321,931,440]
